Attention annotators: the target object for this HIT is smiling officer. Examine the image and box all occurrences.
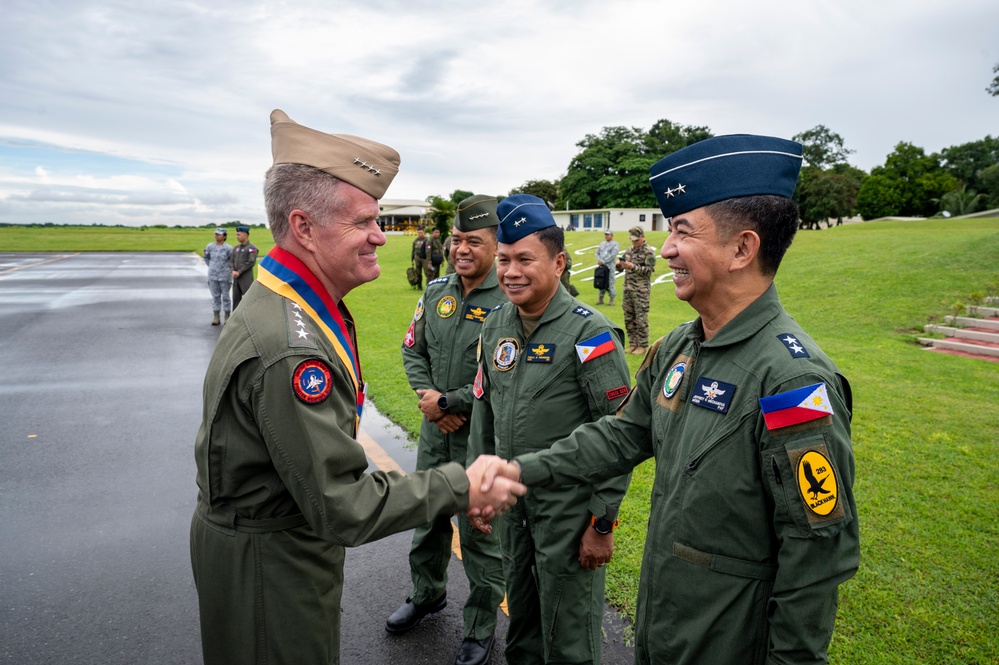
[477,135,860,665]
[391,195,508,665]
[466,194,632,665]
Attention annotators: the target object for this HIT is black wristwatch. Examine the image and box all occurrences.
[591,516,618,535]
[437,392,450,412]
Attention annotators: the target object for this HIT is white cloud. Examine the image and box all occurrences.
[0,0,997,226]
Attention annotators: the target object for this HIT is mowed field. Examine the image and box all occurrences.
[2,218,997,664]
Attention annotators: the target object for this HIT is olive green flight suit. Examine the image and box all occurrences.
[468,285,632,665]
[517,284,860,664]
[400,269,508,639]
[190,282,470,665]
[230,240,258,310]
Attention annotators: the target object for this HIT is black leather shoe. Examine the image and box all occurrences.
[454,634,494,665]
[385,595,447,634]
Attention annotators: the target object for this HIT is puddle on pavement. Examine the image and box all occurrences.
[360,399,419,473]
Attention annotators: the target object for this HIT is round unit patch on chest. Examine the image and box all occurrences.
[293,359,333,404]
[796,449,838,516]
[436,296,457,318]
[662,361,686,399]
[492,338,520,371]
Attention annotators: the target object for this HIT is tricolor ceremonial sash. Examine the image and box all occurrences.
[257,247,365,430]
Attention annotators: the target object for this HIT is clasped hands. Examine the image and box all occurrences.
[416,388,466,434]
[464,454,524,534]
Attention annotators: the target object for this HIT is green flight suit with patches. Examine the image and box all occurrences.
[190,281,470,665]
[400,269,508,639]
[468,284,632,665]
[517,284,859,664]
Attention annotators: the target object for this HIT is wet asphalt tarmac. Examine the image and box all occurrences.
[0,253,633,664]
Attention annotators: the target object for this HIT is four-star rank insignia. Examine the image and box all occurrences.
[525,343,555,363]
[437,296,457,318]
[293,359,332,404]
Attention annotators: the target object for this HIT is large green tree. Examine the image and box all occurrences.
[793,125,855,170]
[424,195,456,237]
[939,136,999,193]
[856,174,906,220]
[797,170,860,228]
[868,142,957,217]
[559,120,713,210]
[509,179,560,206]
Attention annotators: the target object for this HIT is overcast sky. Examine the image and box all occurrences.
[1,0,996,228]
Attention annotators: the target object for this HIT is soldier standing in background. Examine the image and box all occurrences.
[443,234,456,275]
[230,224,258,310]
[391,195,507,665]
[203,226,233,325]
[616,225,656,354]
[411,227,428,290]
[427,227,445,281]
[595,230,620,306]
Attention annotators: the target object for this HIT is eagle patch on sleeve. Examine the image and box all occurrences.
[786,443,845,526]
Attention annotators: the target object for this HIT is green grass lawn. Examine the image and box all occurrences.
[3,219,998,663]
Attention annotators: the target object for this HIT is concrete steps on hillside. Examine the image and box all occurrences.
[920,316,999,360]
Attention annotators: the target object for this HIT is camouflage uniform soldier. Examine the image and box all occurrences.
[616,225,656,354]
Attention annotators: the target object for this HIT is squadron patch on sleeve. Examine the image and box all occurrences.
[786,444,845,526]
[472,364,485,399]
[292,359,333,404]
[412,298,425,322]
[403,320,416,348]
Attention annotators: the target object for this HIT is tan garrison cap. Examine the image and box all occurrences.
[453,195,500,232]
[269,109,401,200]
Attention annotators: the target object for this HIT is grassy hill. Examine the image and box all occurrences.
[3,218,997,663]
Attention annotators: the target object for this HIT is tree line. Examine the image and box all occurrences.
[430,114,998,229]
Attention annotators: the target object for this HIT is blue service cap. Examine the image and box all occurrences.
[496,194,556,244]
[648,134,803,219]
[235,224,250,233]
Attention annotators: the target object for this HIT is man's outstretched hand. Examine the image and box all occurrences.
[466,455,523,532]
[465,455,526,528]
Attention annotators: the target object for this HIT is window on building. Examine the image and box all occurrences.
[594,213,603,228]
[583,214,593,228]
[570,214,579,229]
[639,214,646,222]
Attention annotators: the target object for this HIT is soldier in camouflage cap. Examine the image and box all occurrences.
[616,224,656,354]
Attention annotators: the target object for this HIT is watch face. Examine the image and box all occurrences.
[438,394,448,411]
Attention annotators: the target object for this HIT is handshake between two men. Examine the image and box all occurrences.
[463,455,524,533]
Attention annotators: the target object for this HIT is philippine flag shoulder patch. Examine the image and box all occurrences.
[575,330,616,363]
[759,382,833,431]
